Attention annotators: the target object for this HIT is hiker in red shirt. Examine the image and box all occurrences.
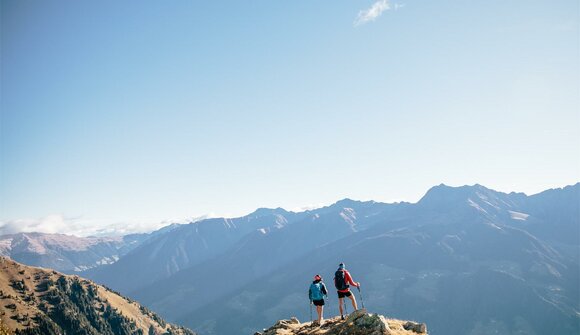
[334,262,360,320]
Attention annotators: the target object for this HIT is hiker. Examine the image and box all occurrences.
[308,274,328,325]
[334,262,360,320]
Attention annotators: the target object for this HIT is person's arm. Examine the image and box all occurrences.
[308,286,312,301]
[345,270,360,287]
[321,283,328,298]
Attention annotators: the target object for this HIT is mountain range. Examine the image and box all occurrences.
[0,222,183,274]
[0,233,145,273]
[1,183,578,335]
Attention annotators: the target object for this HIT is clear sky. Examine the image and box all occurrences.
[1,0,579,236]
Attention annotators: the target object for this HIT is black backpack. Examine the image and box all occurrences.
[334,270,348,290]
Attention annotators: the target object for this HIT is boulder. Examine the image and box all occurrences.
[403,321,427,334]
[328,309,392,335]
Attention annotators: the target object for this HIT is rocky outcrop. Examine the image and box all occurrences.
[255,309,427,335]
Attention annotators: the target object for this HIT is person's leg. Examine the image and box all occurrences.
[348,293,358,311]
[316,305,323,324]
[338,297,344,317]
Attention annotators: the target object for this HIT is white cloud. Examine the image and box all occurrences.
[354,0,396,26]
[0,214,70,236]
[0,215,150,237]
[0,213,216,237]
[291,204,326,212]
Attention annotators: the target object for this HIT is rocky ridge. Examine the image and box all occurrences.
[255,309,427,335]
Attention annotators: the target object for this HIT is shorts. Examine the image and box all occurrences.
[337,290,352,298]
[312,299,325,306]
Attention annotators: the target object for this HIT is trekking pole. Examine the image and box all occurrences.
[357,285,365,309]
[310,301,313,324]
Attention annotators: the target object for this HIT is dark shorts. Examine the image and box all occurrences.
[312,299,325,306]
[337,290,352,298]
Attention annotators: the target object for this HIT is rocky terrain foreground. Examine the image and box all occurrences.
[255,309,427,335]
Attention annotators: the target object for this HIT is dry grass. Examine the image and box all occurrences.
[0,256,178,334]
[0,257,57,330]
[0,317,12,335]
[99,285,171,334]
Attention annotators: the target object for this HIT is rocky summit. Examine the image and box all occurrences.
[255,309,427,335]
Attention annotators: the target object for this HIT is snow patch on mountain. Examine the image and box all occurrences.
[484,222,503,230]
[73,256,120,271]
[273,214,288,228]
[340,208,357,231]
[509,210,529,221]
[438,234,462,254]
[468,199,488,214]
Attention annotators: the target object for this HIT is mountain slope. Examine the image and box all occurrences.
[0,257,194,335]
[131,200,404,319]
[89,201,399,294]
[85,210,308,292]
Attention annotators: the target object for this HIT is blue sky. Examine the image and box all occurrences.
[1,0,579,235]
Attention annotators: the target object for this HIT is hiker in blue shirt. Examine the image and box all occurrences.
[308,274,328,326]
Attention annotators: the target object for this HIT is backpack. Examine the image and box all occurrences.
[334,270,348,290]
[310,282,324,301]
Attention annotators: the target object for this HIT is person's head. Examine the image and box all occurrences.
[338,263,345,270]
[314,274,322,282]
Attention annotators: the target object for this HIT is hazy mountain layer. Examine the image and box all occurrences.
[86,202,399,293]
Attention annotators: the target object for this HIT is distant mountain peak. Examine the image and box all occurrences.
[418,183,504,211]
[425,183,495,196]
[248,207,289,217]
[331,198,380,209]
[428,183,490,192]
[334,198,362,206]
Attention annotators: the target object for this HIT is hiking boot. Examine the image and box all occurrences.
[341,315,345,320]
